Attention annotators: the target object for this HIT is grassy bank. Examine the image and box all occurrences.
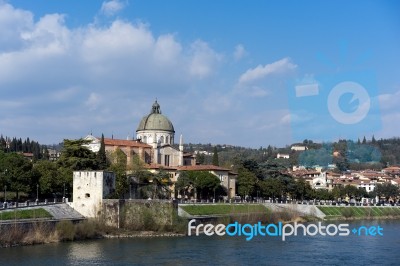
[0,208,52,220]
[181,204,268,216]
[181,204,311,224]
[318,206,400,220]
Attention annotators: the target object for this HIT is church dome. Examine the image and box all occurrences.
[136,100,175,133]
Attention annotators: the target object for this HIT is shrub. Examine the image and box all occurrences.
[75,220,97,239]
[56,220,75,241]
[341,208,354,218]
[142,208,156,231]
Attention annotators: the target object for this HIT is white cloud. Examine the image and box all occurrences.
[0,2,227,144]
[378,90,400,110]
[238,57,297,84]
[248,86,269,97]
[100,0,126,17]
[21,14,70,51]
[189,40,222,79]
[85,93,102,111]
[280,113,291,125]
[153,34,182,65]
[0,2,33,51]
[203,93,232,114]
[233,44,247,61]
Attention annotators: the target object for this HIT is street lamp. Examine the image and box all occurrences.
[3,169,7,204]
[213,187,216,203]
[36,184,39,204]
[63,183,66,202]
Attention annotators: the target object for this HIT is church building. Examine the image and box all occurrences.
[84,100,236,199]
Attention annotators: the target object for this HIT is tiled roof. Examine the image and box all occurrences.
[145,163,177,170]
[177,165,231,172]
[103,138,151,148]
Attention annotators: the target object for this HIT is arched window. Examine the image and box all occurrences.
[166,136,169,144]
[160,136,164,144]
[143,136,147,143]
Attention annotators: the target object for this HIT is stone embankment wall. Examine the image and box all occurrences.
[102,199,177,229]
[263,203,326,219]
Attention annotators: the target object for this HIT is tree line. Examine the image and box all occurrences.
[190,137,400,172]
[235,158,400,203]
[0,135,50,161]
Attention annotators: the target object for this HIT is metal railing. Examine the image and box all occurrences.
[1,198,68,210]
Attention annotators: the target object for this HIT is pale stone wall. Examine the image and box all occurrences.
[102,199,177,229]
[212,170,236,198]
[72,171,115,218]
[158,146,182,167]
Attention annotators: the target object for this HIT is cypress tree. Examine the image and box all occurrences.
[212,146,219,166]
[97,134,108,169]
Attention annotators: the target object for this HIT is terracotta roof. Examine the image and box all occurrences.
[177,165,231,172]
[145,163,177,170]
[103,138,151,148]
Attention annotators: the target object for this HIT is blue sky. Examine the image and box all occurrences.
[0,0,399,147]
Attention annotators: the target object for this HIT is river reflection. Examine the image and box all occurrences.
[1,220,400,265]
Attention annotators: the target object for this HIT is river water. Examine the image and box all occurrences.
[1,220,399,265]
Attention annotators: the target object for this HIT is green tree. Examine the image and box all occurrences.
[375,183,399,202]
[193,171,221,200]
[259,178,284,202]
[362,136,367,144]
[212,146,219,166]
[108,148,128,198]
[292,179,313,201]
[57,139,98,170]
[237,168,257,198]
[148,170,172,199]
[0,152,36,201]
[34,160,64,197]
[175,171,196,199]
[196,152,205,165]
[96,134,109,170]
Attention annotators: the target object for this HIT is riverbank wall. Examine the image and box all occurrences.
[102,199,178,230]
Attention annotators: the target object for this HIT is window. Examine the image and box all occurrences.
[165,155,170,166]
[85,193,90,198]
[160,136,164,144]
[166,136,169,144]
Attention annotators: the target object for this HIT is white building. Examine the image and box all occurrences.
[276,153,290,159]
[358,181,376,193]
[291,145,307,151]
[71,171,115,218]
